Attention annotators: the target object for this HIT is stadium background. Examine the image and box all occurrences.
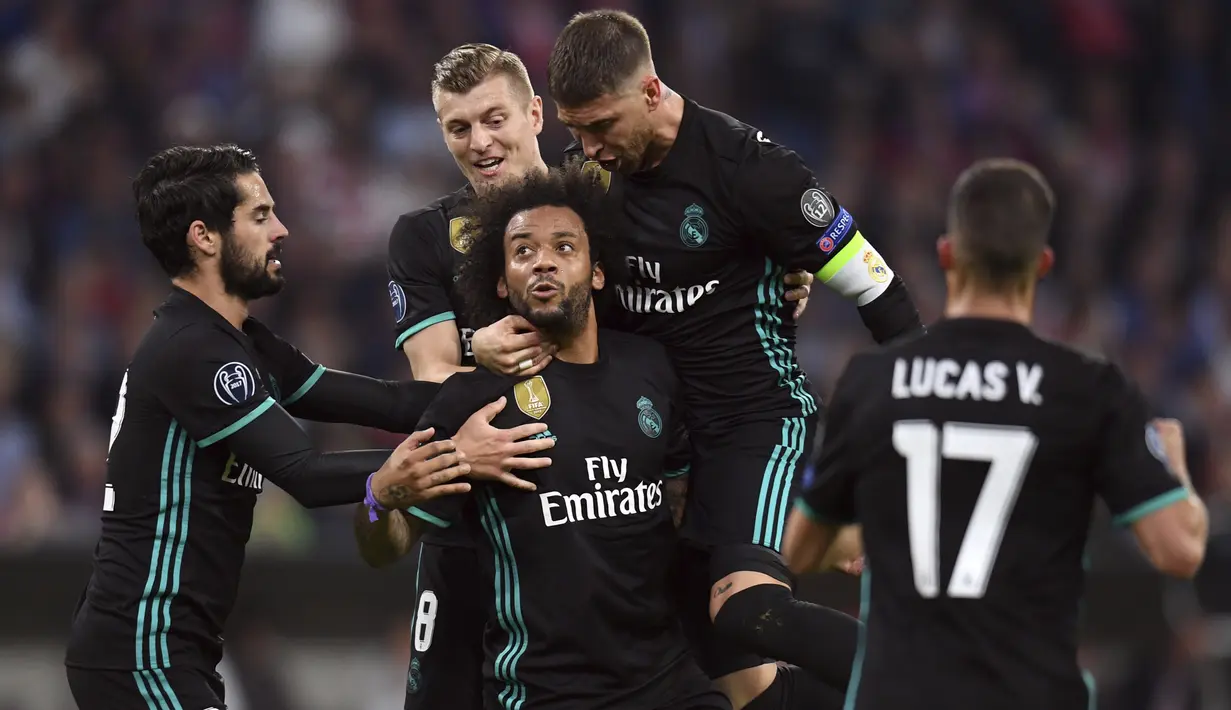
[0,0,1228,707]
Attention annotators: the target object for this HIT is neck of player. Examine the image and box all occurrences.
[172,272,249,330]
[643,88,685,171]
[551,308,601,365]
[944,280,1034,327]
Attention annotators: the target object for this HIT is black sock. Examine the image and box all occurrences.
[742,665,846,710]
[712,583,861,690]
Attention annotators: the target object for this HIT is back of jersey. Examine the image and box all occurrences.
[801,318,1188,710]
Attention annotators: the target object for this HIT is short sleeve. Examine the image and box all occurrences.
[242,317,324,405]
[150,326,277,448]
[387,211,456,351]
[406,370,513,527]
[797,357,865,525]
[1092,366,1190,526]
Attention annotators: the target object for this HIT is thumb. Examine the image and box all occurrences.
[479,396,507,422]
[401,427,435,451]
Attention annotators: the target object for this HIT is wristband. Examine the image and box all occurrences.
[364,473,389,522]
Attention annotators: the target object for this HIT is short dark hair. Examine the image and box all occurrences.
[431,43,533,108]
[456,163,625,328]
[133,144,260,278]
[547,10,652,108]
[948,158,1055,289]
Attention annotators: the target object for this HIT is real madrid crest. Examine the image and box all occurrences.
[449,216,474,254]
[580,160,612,193]
[862,249,890,284]
[515,376,551,420]
[636,396,662,438]
[679,204,708,248]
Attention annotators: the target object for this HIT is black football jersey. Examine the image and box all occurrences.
[65,288,326,672]
[410,330,704,709]
[565,97,891,435]
[387,184,478,365]
[801,318,1191,710]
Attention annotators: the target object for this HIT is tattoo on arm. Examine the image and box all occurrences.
[713,582,733,599]
[380,483,416,509]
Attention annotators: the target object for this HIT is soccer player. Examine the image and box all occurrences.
[475,10,924,708]
[784,158,1210,710]
[358,164,729,710]
[63,144,545,710]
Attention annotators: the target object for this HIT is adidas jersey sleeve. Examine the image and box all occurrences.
[149,325,277,448]
[243,317,324,405]
[388,210,456,351]
[1093,365,1190,526]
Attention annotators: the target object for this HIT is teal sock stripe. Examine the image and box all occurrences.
[843,568,871,710]
[134,422,190,709]
[754,259,817,416]
[478,491,528,710]
[752,417,807,550]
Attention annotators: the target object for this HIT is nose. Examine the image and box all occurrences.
[580,133,603,161]
[532,250,558,274]
[469,125,493,154]
[271,214,289,240]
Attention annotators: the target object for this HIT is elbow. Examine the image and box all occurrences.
[1150,534,1208,579]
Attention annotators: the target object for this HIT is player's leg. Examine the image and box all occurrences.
[404,539,485,710]
[702,415,860,691]
[66,666,226,710]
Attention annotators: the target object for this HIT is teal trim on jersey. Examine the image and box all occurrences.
[843,568,871,710]
[753,259,817,416]
[409,506,451,528]
[753,417,806,550]
[1083,669,1097,710]
[134,422,190,710]
[197,396,276,448]
[395,311,456,350]
[479,491,528,710]
[663,463,690,479]
[1112,487,1189,526]
[282,364,326,405]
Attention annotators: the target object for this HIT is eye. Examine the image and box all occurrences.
[558,243,575,253]
[488,116,505,128]
[514,245,532,256]
[450,126,469,137]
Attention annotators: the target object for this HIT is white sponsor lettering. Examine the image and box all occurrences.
[222,453,265,491]
[540,456,662,527]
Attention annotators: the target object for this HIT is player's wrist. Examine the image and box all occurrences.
[365,472,392,521]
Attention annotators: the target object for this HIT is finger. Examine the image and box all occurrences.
[501,422,550,441]
[506,437,556,456]
[398,428,435,452]
[501,344,545,367]
[519,354,552,376]
[423,462,470,488]
[503,455,553,470]
[492,472,537,492]
[783,285,811,302]
[794,298,808,320]
[477,397,508,423]
[406,439,456,463]
[419,482,472,500]
[782,271,805,287]
[501,315,538,333]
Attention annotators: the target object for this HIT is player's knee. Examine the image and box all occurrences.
[711,582,794,648]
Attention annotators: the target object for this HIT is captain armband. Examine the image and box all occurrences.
[816,231,894,306]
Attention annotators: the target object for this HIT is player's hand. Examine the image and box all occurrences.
[370,428,472,509]
[1150,418,1190,483]
[453,397,550,492]
[472,315,556,376]
[783,270,813,319]
[834,556,864,576]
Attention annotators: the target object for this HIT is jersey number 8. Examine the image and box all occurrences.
[413,590,439,653]
[893,421,1038,600]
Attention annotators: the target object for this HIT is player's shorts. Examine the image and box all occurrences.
[674,414,818,679]
[658,687,733,710]
[66,666,226,710]
[405,538,486,710]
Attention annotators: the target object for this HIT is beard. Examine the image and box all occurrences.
[220,233,283,301]
[508,278,592,341]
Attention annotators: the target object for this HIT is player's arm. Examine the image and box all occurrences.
[783,359,865,575]
[152,327,467,510]
[662,397,691,528]
[245,317,442,432]
[736,142,923,344]
[1094,369,1208,578]
[387,211,474,382]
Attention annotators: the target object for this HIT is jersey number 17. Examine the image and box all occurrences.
[893,421,1038,600]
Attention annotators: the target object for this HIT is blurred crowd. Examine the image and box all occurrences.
[1,0,1229,561]
[1,0,1230,707]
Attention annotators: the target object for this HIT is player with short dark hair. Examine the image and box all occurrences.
[64,144,545,710]
[476,10,925,709]
[784,158,1210,710]
[359,164,729,710]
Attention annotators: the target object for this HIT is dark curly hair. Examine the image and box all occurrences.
[456,162,627,328]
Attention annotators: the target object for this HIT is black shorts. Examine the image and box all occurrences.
[66,666,225,710]
[405,538,486,710]
[681,415,818,553]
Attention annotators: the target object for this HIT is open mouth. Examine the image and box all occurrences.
[530,282,560,299]
[267,245,283,269]
[598,158,618,171]
[474,157,504,177]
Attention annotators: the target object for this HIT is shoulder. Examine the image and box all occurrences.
[689,100,795,167]
[389,187,472,248]
[437,367,518,407]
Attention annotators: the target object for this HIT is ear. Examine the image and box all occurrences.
[497,276,508,299]
[1036,246,1054,280]
[936,234,953,272]
[591,262,606,291]
[187,220,219,258]
[529,95,544,136]
[644,76,664,111]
